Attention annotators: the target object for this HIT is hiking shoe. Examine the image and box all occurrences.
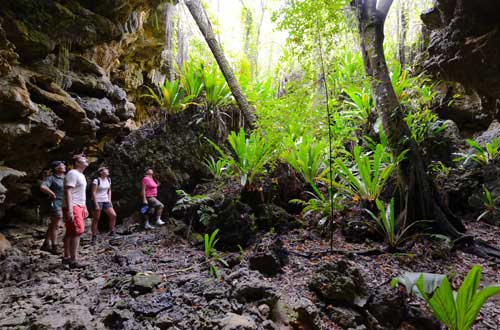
[108,230,116,237]
[156,219,165,226]
[62,257,71,265]
[91,235,97,246]
[70,260,89,269]
[50,244,60,255]
[144,221,155,230]
[40,240,51,252]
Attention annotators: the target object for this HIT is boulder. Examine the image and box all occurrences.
[249,234,288,277]
[219,313,257,330]
[273,298,321,330]
[228,268,279,307]
[130,272,162,294]
[309,260,368,307]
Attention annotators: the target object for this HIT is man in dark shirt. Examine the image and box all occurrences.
[40,161,66,254]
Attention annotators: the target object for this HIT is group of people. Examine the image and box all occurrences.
[39,153,166,268]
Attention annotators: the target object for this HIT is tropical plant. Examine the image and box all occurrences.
[208,128,275,187]
[405,108,445,145]
[142,79,186,115]
[476,185,499,222]
[204,229,228,278]
[203,155,229,179]
[365,198,420,250]
[334,144,400,204]
[177,60,204,102]
[414,265,500,330]
[453,138,500,166]
[342,84,373,121]
[290,188,343,226]
[283,135,326,195]
[202,65,233,111]
[172,190,212,213]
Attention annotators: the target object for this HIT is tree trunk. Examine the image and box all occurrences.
[176,10,188,69]
[163,1,175,82]
[354,0,464,238]
[185,0,256,128]
[396,0,408,68]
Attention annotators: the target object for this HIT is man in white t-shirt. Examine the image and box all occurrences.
[62,153,89,268]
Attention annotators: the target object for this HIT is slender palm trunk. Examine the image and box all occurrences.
[185,0,256,128]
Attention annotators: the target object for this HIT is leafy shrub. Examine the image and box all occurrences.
[365,198,419,249]
[283,135,326,194]
[177,60,205,102]
[208,128,275,187]
[203,155,229,179]
[415,265,500,330]
[334,144,398,204]
[454,138,500,166]
[142,79,186,115]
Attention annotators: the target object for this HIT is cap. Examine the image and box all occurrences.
[51,160,65,169]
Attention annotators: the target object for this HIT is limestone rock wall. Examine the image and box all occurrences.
[0,0,168,221]
[422,0,500,129]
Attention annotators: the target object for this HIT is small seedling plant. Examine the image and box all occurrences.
[204,229,228,278]
[453,138,500,166]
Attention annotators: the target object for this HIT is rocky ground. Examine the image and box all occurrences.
[0,216,499,330]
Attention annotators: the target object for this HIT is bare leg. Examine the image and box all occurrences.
[91,210,101,236]
[48,216,61,245]
[105,208,117,232]
[63,234,70,258]
[69,236,80,260]
[156,207,163,218]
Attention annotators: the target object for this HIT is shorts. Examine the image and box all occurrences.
[147,197,164,209]
[50,200,63,218]
[95,202,112,210]
[63,205,85,236]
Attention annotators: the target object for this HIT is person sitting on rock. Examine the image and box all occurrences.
[39,160,66,254]
[141,167,166,229]
[90,166,117,245]
[62,153,89,268]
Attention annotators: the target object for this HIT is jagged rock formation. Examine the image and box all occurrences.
[0,0,171,221]
[422,0,500,130]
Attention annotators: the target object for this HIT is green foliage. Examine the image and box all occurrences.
[202,64,233,111]
[290,188,343,226]
[342,84,373,121]
[208,128,275,187]
[365,198,419,249]
[454,138,500,166]
[405,108,445,145]
[334,144,399,203]
[172,190,212,213]
[142,79,186,115]
[415,265,500,330]
[203,155,229,179]
[283,135,326,194]
[177,60,205,102]
[476,185,500,222]
[204,229,228,278]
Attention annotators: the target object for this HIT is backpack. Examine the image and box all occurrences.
[95,177,111,188]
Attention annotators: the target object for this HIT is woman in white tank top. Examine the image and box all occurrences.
[90,167,117,244]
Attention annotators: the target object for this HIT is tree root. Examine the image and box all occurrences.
[290,247,385,259]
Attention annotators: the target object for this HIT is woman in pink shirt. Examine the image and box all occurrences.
[141,168,165,229]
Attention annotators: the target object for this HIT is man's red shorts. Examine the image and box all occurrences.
[63,205,85,236]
